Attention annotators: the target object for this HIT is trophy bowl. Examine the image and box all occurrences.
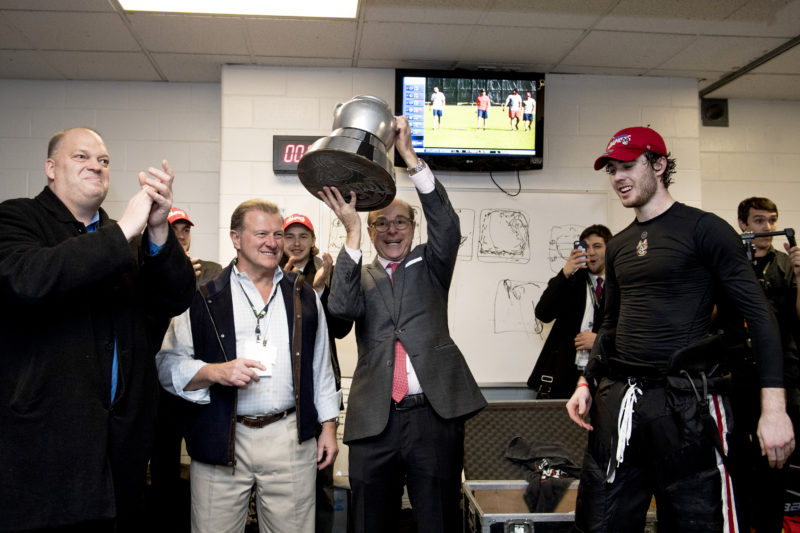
[298,95,397,211]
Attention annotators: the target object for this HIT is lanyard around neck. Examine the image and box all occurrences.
[234,274,277,343]
[587,277,601,309]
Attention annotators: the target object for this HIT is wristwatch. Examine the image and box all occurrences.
[324,417,340,427]
[407,159,426,176]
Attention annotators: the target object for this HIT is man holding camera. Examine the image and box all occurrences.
[528,224,612,399]
[736,197,800,326]
[722,196,800,532]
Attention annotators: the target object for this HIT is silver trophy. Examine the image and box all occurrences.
[298,95,396,211]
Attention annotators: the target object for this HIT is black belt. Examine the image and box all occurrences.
[607,358,666,388]
[392,393,426,411]
[236,407,295,428]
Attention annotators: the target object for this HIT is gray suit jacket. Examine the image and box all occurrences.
[329,179,487,443]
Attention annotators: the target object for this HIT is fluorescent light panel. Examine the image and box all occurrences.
[119,0,358,18]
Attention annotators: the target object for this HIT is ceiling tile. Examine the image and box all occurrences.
[597,0,746,34]
[366,0,489,6]
[464,26,585,66]
[0,12,30,48]
[560,30,696,69]
[152,53,252,82]
[359,21,469,61]
[3,11,140,51]
[365,0,490,23]
[648,68,728,84]
[356,58,457,69]
[614,0,746,20]
[0,0,113,11]
[512,62,562,73]
[0,50,63,79]
[597,0,800,38]
[41,51,160,81]
[128,14,249,54]
[659,35,787,71]
[551,65,649,76]
[705,0,800,37]
[484,0,616,28]
[0,0,797,100]
[751,43,800,74]
[701,72,800,100]
[246,19,357,58]
[251,56,353,68]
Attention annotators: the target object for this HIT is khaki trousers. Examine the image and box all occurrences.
[190,413,317,533]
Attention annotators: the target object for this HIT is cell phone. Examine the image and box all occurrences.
[574,240,587,267]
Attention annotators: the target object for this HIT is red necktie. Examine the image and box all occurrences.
[387,262,408,402]
[593,276,603,326]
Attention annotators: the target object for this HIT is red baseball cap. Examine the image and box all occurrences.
[283,213,314,234]
[593,127,668,171]
[168,207,194,226]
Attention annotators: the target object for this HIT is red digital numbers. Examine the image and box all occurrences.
[273,136,319,173]
[282,143,309,163]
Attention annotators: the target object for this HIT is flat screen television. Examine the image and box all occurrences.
[395,68,544,172]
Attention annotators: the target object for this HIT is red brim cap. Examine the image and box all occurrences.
[168,207,194,225]
[594,127,667,171]
[283,213,314,234]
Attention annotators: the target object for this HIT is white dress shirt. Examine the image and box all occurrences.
[155,265,340,422]
[575,272,602,370]
[340,165,436,396]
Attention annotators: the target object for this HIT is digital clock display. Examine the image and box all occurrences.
[272,135,322,174]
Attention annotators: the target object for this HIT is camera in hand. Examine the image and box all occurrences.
[574,240,588,267]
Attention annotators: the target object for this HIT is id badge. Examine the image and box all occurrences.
[240,341,277,377]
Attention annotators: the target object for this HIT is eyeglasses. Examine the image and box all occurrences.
[370,216,411,233]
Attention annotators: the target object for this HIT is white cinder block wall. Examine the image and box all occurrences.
[219,67,703,377]
[217,67,397,264]
[2,72,800,375]
[0,80,222,263]
[543,74,702,232]
[701,99,800,239]
[218,66,702,260]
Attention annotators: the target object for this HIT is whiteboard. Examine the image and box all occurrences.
[314,188,608,384]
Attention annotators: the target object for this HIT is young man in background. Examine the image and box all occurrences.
[528,224,612,399]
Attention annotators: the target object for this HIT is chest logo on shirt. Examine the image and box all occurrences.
[636,231,648,256]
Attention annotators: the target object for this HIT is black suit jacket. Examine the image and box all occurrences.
[528,269,604,399]
[0,187,195,529]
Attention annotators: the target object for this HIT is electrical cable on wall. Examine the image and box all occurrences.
[489,170,522,197]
